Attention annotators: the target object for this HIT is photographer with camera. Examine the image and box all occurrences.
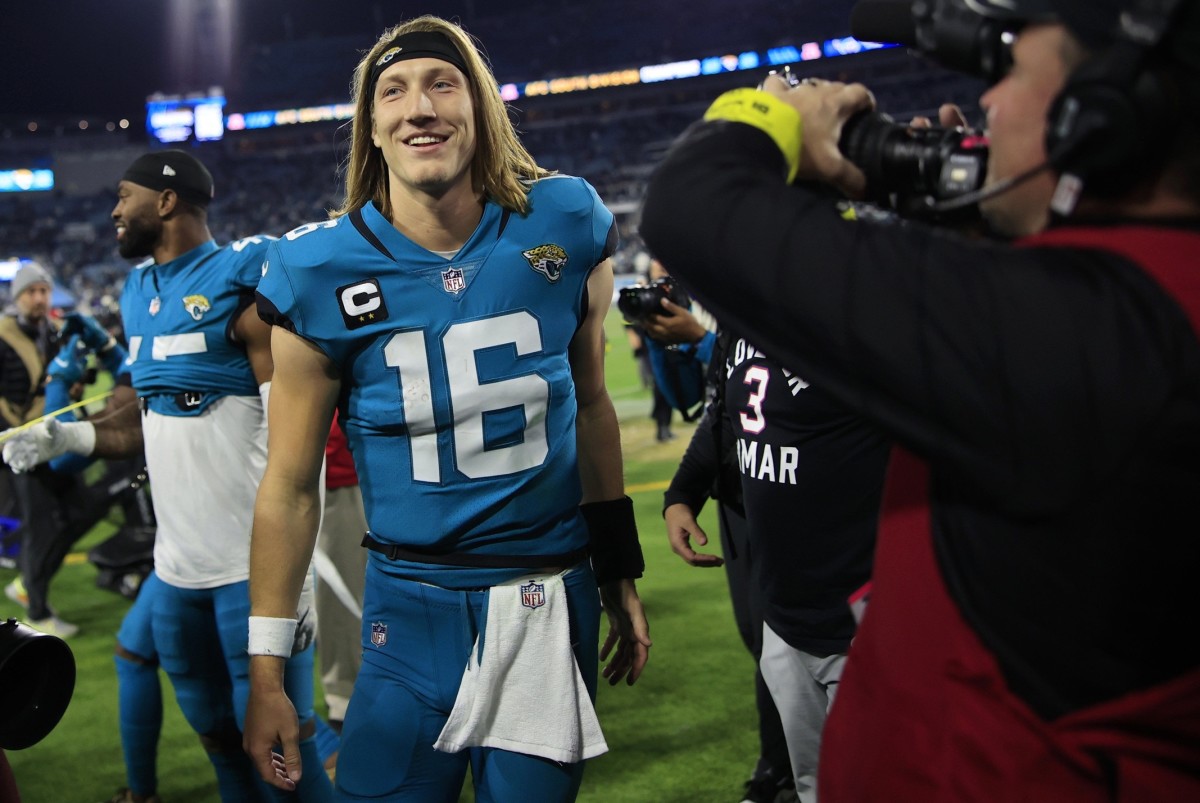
[618,262,714,433]
[642,0,1200,799]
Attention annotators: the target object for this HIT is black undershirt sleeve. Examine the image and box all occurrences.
[663,402,723,515]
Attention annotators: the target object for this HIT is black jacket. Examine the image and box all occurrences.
[642,117,1200,719]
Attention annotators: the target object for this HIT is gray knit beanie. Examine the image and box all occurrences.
[10,262,53,299]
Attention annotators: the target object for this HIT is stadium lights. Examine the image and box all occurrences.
[11,35,895,141]
[225,35,895,135]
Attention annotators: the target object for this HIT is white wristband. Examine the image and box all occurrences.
[248,615,297,657]
[60,420,97,457]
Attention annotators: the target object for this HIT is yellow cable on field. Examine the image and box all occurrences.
[0,390,114,444]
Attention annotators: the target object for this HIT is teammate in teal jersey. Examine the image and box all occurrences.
[243,15,651,801]
[2,150,333,802]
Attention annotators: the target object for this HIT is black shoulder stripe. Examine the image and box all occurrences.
[255,291,297,333]
[498,208,512,238]
[602,219,619,261]
[576,283,590,335]
[350,207,394,261]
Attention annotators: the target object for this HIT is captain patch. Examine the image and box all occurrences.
[336,278,390,330]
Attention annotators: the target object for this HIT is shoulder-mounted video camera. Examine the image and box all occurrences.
[774,35,990,222]
[839,109,990,221]
[775,0,1026,220]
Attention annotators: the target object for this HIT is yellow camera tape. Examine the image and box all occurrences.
[704,88,802,183]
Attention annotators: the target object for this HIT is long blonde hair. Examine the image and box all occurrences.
[334,15,549,219]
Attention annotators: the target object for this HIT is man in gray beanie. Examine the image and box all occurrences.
[0,260,87,638]
[7,262,53,309]
[0,261,55,433]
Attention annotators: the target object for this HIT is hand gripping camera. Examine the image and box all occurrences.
[617,277,691,324]
[772,63,989,220]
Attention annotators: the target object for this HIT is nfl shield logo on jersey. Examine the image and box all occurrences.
[370,621,388,647]
[520,581,546,610]
[441,267,466,294]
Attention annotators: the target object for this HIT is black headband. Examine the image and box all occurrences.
[121,150,214,207]
[367,30,470,95]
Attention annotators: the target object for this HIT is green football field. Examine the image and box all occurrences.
[1,309,759,802]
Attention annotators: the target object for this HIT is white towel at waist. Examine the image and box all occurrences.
[433,568,608,763]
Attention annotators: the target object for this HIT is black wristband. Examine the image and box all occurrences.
[581,495,644,586]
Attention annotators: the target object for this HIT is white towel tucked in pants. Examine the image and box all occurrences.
[433,569,608,763]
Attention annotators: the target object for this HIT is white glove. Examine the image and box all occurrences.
[292,568,317,654]
[2,419,96,473]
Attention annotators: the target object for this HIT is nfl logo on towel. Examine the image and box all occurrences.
[442,267,465,294]
[521,581,546,610]
[370,621,388,647]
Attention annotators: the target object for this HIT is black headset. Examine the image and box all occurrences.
[1044,0,1188,194]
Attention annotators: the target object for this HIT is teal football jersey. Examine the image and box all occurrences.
[258,177,616,587]
[121,237,274,415]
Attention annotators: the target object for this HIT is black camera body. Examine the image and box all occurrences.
[0,618,75,750]
[839,110,989,219]
[618,278,690,323]
[772,64,988,220]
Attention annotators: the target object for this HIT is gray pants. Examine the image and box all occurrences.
[759,622,846,803]
[315,483,368,722]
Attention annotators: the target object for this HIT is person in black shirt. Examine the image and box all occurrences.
[665,326,887,803]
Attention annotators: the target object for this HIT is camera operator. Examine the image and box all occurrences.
[642,0,1200,799]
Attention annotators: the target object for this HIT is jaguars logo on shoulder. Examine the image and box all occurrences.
[183,294,211,321]
[522,244,568,283]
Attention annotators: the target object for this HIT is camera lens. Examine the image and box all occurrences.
[617,278,690,323]
[838,110,988,215]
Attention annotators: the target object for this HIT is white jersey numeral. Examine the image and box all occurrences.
[124,333,209,364]
[383,311,550,483]
[383,330,440,483]
[230,235,275,252]
[151,333,208,361]
[284,220,338,241]
[740,365,770,434]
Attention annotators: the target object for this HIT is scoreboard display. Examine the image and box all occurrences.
[146,91,226,144]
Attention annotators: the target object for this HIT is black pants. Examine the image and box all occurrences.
[651,384,673,429]
[10,465,116,619]
[718,502,791,779]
